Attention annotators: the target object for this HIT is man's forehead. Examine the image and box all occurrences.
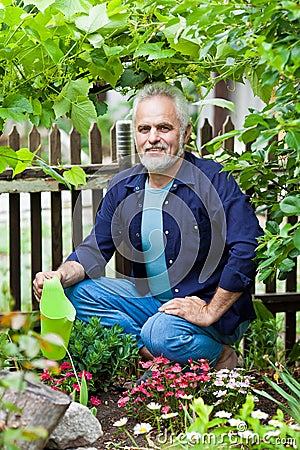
[135,96,178,124]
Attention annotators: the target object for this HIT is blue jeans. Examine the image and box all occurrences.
[65,277,249,366]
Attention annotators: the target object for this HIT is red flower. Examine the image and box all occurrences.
[72,384,80,392]
[90,396,101,406]
[60,361,72,370]
[40,370,51,380]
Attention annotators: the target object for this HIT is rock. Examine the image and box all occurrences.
[46,402,103,449]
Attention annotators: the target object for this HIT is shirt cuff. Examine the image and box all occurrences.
[219,266,253,292]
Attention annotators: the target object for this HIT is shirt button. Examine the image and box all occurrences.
[194,225,198,230]
[175,288,179,293]
[138,203,142,208]
[165,200,169,205]
[136,232,140,237]
[135,186,140,191]
[169,259,173,264]
[165,230,169,235]
[173,183,177,188]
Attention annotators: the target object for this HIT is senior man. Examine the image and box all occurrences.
[33,82,262,370]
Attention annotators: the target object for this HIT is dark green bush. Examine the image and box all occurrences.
[67,316,140,391]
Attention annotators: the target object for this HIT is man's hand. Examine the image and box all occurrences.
[33,260,85,302]
[33,271,63,302]
[158,288,243,327]
[158,296,214,327]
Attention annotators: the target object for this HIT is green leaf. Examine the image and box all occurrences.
[35,159,72,190]
[134,43,176,60]
[23,0,55,13]
[3,6,23,26]
[280,195,300,215]
[55,0,92,20]
[120,68,147,88]
[79,373,88,406]
[75,4,110,34]
[0,146,18,171]
[293,227,300,251]
[71,97,97,136]
[12,148,35,177]
[285,130,300,151]
[63,166,86,189]
[4,94,33,113]
[43,39,64,64]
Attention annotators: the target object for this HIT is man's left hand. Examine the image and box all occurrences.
[158,296,214,327]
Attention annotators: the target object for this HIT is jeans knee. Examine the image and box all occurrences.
[141,313,193,362]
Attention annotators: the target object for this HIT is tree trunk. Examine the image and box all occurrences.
[0,371,71,450]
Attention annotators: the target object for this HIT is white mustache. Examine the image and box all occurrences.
[143,143,168,151]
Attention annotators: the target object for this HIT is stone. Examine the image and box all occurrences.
[46,402,103,449]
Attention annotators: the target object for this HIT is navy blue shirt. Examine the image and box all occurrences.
[67,152,263,335]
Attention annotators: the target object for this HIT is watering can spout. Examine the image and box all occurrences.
[40,276,76,360]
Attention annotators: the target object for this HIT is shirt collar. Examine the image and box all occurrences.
[125,152,197,192]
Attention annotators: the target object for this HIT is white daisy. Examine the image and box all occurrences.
[161,412,179,420]
[147,402,161,410]
[228,418,244,427]
[251,410,269,420]
[214,410,232,418]
[268,419,283,428]
[133,423,153,435]
[113,417,128,427]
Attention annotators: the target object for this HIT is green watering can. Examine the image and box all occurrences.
[40,276,76,360]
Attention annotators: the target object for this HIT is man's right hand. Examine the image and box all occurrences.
[33,260,85,302]
[33,271,63,302]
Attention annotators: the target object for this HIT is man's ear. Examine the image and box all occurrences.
[184,123,192,144]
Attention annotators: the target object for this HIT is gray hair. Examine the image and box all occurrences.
[132,82,190,131]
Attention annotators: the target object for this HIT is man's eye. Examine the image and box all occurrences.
[138,127,149,133]
[160,126,171,132]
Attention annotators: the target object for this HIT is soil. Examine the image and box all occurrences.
[90,369,297,449]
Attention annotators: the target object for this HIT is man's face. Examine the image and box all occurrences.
[134,95,190,173]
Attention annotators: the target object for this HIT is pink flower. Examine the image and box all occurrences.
[153,356,170,365]
[140,360,154,369]
[170,364,182,373]
[179,380,189,388]
[118,396,130,407]
[79,371,93,380]
[64,371,74,378]
[156,385,165,392]
[72,384,80,392]
[60,362,72,370]
[161,405,171,414]
[90,396,101,406]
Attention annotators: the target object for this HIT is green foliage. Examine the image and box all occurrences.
[237,300,283,370]
[0,146,86,189]
[67,316,140,391]
[253,358,300,424]
[180,394,300,449]
[0,0,299,279]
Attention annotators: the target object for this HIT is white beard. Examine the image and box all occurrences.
[139,135,185,174]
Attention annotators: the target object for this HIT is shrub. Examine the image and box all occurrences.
[67,316,140,391]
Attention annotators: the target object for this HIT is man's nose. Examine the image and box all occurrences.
[148,127,160,143]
